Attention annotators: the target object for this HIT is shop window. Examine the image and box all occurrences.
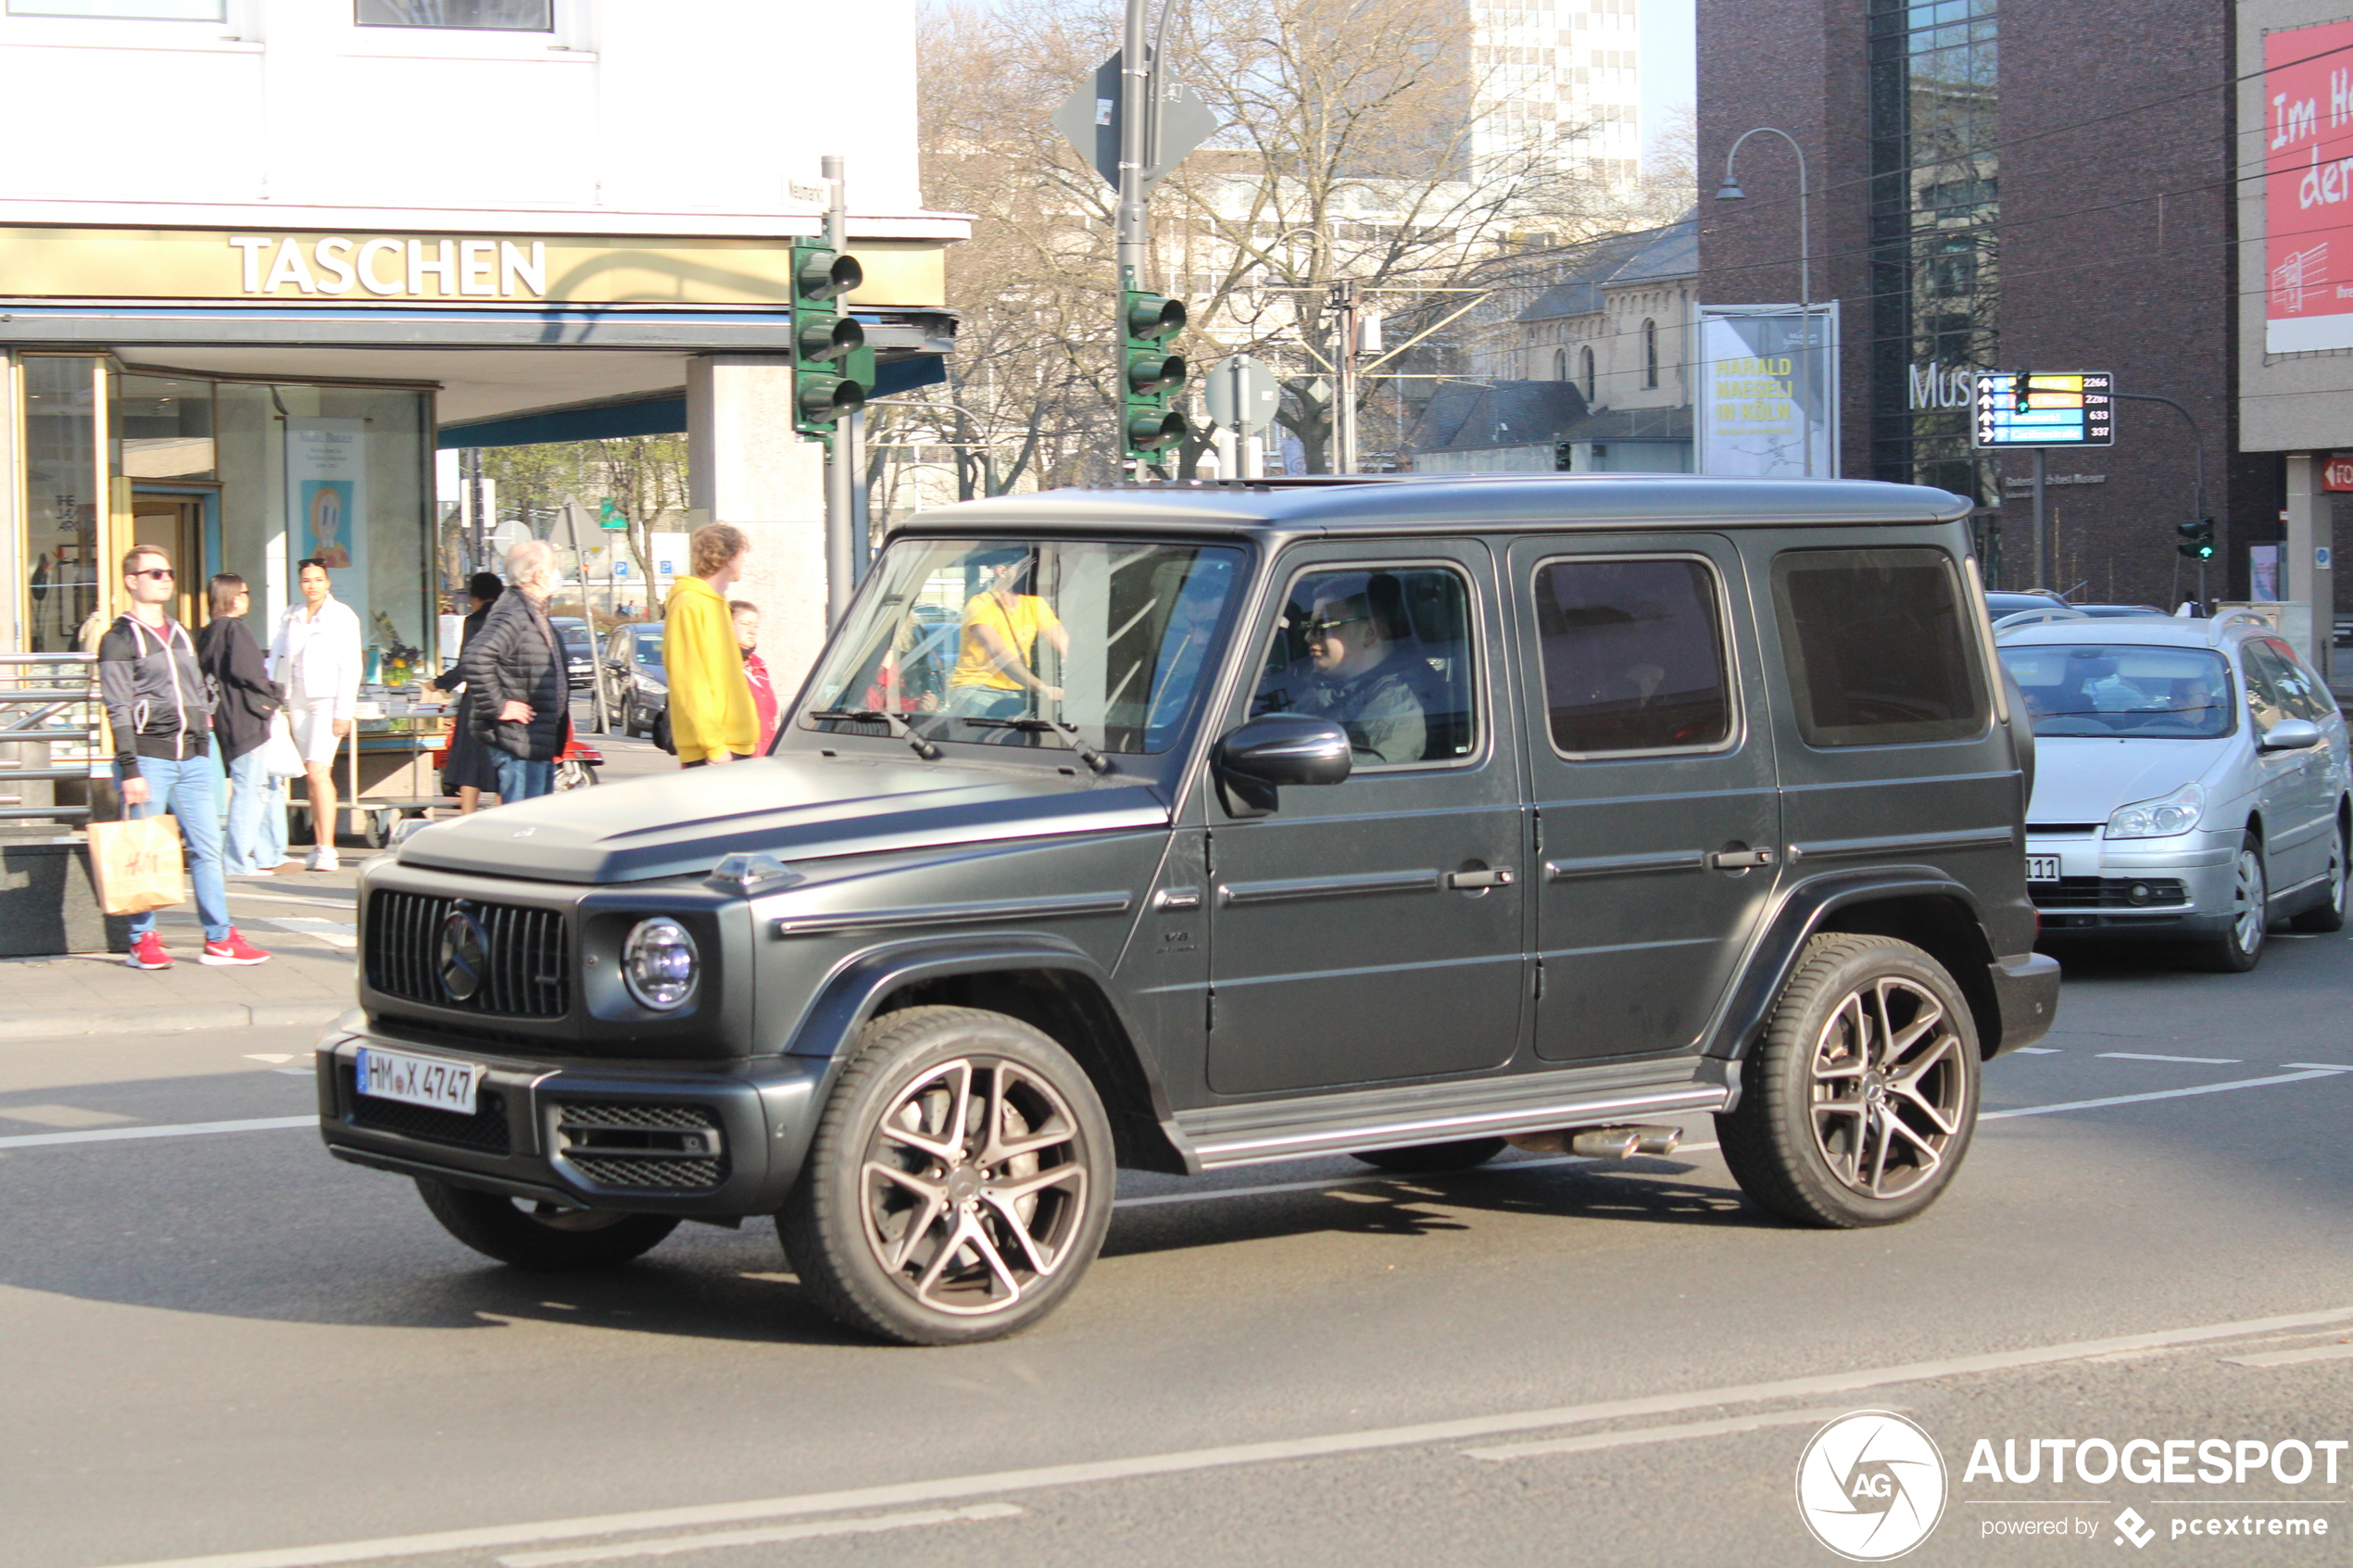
[116,376,216,482]
[21,358,102,656]
[355,0,550,28]
[6,0,222,16]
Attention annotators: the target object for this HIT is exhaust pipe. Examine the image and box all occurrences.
[1505,1124,1684,1160]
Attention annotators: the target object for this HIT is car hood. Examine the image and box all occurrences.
[397,755,1171,884]
[2027,735,2239,824]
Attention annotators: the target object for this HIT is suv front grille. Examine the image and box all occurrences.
[344,1066,512,1153]
[367,891,570,1018]
[549,1102,726,1192]
[2032,876,2190,909]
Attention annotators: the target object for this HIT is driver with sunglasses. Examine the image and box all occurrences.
[1293,583,1429,765]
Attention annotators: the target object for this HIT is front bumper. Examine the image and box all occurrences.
[316,1015,832,1216]
[2026,831,2238,936]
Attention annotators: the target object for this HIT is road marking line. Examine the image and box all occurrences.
[2015,1047,2062,1055]
[493,1503,1025,1567]
[2284,1062,2353,1073]
[2096,1051,2243,1064]
[0,1115,312,1150]
[0,1102,137,1129]
[1981,1068,2348,1122]
[78,1306,2353,1568]
[1462,1405,1858,1462]
[245,1054,297,1064]
[2221,1342,2353,1368]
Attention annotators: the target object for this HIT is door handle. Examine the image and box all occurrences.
[1444,867,1516,890]
[1707,847,1776,871]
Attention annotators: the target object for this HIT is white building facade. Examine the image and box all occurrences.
[0,0,963,692]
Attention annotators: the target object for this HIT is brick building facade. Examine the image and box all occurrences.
[1695,0,2290,610]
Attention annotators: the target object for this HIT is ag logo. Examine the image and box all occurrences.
[1795,1411,1947,1561]
[438,904,488,1002]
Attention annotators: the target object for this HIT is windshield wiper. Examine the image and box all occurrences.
[962,717,1114,775]
[807,708,944,761]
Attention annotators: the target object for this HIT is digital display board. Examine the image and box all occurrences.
[1971,371,2114,448]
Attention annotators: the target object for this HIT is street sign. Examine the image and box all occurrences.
[1051,52,1220,199]
[1972,370,2114,448]
[1205,356,1280,434]
[598,497,626,531]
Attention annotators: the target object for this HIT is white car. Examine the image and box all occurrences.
[1996,613,2350,972]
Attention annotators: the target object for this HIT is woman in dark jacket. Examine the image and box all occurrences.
[454,541,569,802]
[433,571,504,813]
[195,574,291,875]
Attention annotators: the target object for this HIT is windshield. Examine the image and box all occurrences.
[801,538,1245,756]
[1998,643,2235,738]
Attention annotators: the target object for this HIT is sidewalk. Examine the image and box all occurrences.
[0,865,361,1041]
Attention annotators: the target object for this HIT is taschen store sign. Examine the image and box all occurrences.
[0,226,943,307]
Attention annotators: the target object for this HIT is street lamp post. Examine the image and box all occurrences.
[1715,126,1815,478]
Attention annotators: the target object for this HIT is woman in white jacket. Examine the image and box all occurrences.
[269,558,363,871]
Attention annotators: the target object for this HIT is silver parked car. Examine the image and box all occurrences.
[1996,612,2350,971]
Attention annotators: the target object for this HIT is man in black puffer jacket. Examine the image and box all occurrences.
[454,539,568,802]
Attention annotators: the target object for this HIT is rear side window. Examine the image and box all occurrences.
[1770,547,1987,746]
[1531,557,1732,754]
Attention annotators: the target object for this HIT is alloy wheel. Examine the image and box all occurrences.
[1806,976,1968,1201]
[860,1056,1090,1317]
[2231,846,2267,956]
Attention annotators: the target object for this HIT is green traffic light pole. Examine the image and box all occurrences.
[2114,391,2208,606]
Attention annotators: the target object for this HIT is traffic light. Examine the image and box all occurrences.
[1122,290,1189,462]
[791,243,867,438]
[2176,518,2217,560]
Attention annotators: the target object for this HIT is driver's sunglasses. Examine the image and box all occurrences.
[1302,615,1365,640]
[131,568,174,581]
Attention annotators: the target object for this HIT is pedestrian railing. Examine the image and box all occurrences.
[0,652,107,823]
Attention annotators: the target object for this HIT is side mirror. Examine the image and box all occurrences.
[1213,714,1352,818]
[2260,716,2323,752]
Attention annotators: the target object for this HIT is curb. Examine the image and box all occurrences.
[0,1000,348,1041]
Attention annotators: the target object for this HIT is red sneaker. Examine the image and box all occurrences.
[200,929,271,967]
[125,932,171,970]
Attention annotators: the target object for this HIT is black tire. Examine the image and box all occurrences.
[415,1178,680,1271]
[554,760,597,791]
[359,809,388,850]
[779,1005,1114,1346]
[2290,815,2347,933]
[2188,832,2269,972]
[1716,934,1981,1229]
[1351,1138,1508,1173]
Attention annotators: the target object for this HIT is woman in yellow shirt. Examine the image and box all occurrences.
[947,548,1069,721]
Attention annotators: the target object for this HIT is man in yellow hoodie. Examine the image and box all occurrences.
[662,523,759,766]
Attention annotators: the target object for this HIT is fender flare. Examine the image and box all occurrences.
[779,933,1190,1173]
[1705,868,2000,1068]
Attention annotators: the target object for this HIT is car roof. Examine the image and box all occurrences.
[1995,616,2270,651]
[899,473,1971,540]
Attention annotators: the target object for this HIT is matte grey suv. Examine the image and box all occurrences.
[318,475,2058,1344]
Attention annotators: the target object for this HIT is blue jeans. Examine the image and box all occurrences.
[208,746,283,874]
[495,752,553,802]
[118,754,231,943]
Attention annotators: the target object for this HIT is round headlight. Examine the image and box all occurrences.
[621,917,698,1010]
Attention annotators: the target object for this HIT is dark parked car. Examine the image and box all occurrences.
[549,616,596,690]
[600,623,666,738]
[321,474,2057,1345]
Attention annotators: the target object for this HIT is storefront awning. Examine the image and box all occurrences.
[433,354,948,448]
[0,301,954,354]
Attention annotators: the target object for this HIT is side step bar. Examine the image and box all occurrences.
[1184,1081,1729,1171]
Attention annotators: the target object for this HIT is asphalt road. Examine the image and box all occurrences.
[2,925,2350,1568]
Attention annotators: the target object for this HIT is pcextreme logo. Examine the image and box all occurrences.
[1795,1411,1949,1561]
